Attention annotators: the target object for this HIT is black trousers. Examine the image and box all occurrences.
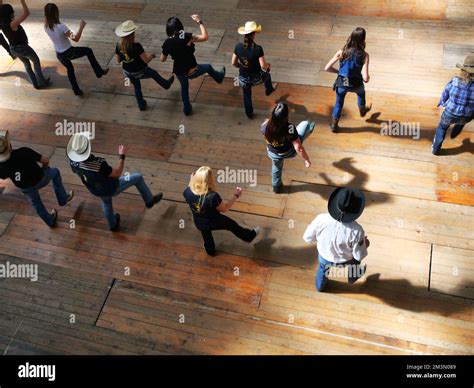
[195,214,256,255]
[0,33,11,56]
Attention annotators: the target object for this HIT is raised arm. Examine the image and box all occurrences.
[10,0,30,31]
[190,14,208,43]
[66,20,86,42]
[140,52,156,64]
[108,145,126,179]
[324,49,342,74]
[216,187,242,213]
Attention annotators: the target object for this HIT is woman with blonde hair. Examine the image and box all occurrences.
[183,166,260,256]
[432,54,474,155]
[115,20,174,111]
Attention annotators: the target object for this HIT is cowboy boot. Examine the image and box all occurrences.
[330,118,339,132]
[359,103,372,117]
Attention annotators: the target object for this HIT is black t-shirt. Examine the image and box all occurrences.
[162,32,198,76]
[0,148,43,189]
[234,42,264,76]
[183,187,222,222]
[70,155,118,197]
[115,42,147,73]
[260,121,299,154]
[1,24,28,46]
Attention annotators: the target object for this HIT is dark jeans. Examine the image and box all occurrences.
[126,67,172,109]
[20,167,68,226]
[432,110,472,155]
[332,85,366,119]
[0,33,11,56]
[10,44,47,88]
[57,46,105,93]
[195,214,256,255]
[176,64,225,115]
[240,71,274,117]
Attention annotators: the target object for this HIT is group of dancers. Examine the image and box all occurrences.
[0,0,473,291]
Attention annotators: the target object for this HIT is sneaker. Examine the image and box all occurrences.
[146,193,163,209]
[359,104,372,117]
[273,185,283,194]
[49,209,58,227]
[348,264,367,284]
[67,190,74,203]
[74,89,84,96]
[254,226,261,236]
[330,118,339,133]
[110,214,121,232]
[218,66,226,83]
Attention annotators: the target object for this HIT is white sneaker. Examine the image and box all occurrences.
[254,226,261,236]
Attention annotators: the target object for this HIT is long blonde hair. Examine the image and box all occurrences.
[190,166,216,195]
[119,32,135,53]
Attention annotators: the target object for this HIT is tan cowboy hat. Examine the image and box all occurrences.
[0,130,11,163]
[456,54,474,74]
[115,20,138,37]
[238,21,262,35]
[67,132,92,162]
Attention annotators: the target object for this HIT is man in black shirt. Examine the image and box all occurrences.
[67,132,164,231]
[0,130,73,226]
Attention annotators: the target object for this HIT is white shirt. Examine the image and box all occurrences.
[303,213,368,264]
[44,23,72,53]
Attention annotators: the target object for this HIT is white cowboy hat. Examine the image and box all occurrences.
[67,132,92,162]
[238,21,262,35]
[0,130,11,163]
[115,20,138,37]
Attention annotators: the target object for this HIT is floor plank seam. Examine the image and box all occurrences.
[94,278,117,327]
[2,320,23,356]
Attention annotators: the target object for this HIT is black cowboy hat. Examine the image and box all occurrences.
[328,187,365,223]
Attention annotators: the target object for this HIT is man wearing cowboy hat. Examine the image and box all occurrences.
[0,130,73,226]
[303,187,370,292]
[67,132,163,231]
[432,54,474,155]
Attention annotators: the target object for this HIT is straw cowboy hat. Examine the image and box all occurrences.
[328,187,366,223]
[67,132,92,162]
[238,21,262,35]
[0,130,11,163]
[115,20,138,37]
[456,54,474,74]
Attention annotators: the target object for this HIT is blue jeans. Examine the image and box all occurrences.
[20,167,68,226]
[127,66,172,109]
[176,64,225,115]
[432,110,472,154]
[332,85,366,119]
[240,71,274,117]
[316,255,364,292]
[100,173,154,228]
[267,121,313,187]
[10,44,47,88]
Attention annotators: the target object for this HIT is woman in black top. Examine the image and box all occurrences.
[261,103,314,193]
[161,15,226,116]
[232,21,277,119]
[0,0,50,89]
[115,20,174,111]
[183,166,260,256]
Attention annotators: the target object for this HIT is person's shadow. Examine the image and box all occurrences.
[437,138,474,156]
[328,273,473,315]
[0,66,68,90]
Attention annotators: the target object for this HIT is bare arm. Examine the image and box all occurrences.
[292,138,311,167]
[115,53,122,64]
[140,52,156,64]
[362,53,370,83]
[324,49,342,74]
[39,155,49,168]
[216,187,242,213]
[108,145,126,179]
[259,56,270,72]
[231,53,241,68]
[10,0,30,31]
[66,20,86,42]
[190,14,208,43]
[160,53,168,62]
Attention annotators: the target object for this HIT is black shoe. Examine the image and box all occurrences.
[266,83,278,96]
[165,75,175,89]
[246,112,254,119]
[146,193,163,209]
[100,68,109,78]
[110,214,121,232]
[330,118,339,133]
[139,100,147,111]
[273,185,283,194]
[184,107,193,116]
[217,66,226,84]
[49,209,58,227]
[205,248,216,256]
[74,89,84,96]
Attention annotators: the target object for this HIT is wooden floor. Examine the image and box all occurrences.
[0,0,473,355]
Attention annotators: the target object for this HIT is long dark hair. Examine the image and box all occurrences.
[0,4,14,29]
[341,27,366,61]
[243,32,255,48]
[44,3,60,30]
[166,16,184,37]
[265,103,291,144]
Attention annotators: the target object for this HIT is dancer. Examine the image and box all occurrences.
[115,20,174,111]
[303,187,369,292]
[232,21,277,119]
[260,102,314,193]
[324,27,371,132]
[432,54,474,155]
[161,15,226,116]
[0,0,50,89]
[44,3,108,96]
[0,130,74,227]
[67,132,163,231]
[183,166,260,256]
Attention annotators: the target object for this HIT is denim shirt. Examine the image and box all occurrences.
[438,77,474,118]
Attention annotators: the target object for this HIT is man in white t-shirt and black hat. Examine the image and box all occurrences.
[303,187,370,292]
